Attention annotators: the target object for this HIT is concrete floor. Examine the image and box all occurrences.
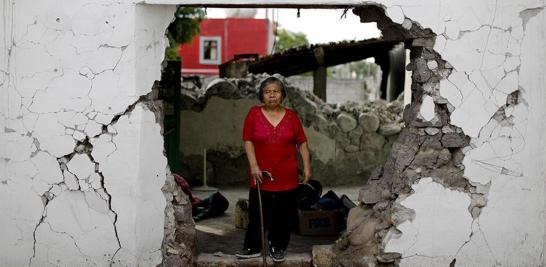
[192,185,362,255]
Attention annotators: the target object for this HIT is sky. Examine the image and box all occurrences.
[205,8,381,45]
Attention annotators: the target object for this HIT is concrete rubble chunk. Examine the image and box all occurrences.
[441,132,469,147]
[163,255,186,267]
[412,149,440,168]
[424,127,440,135]
[378,123,402,136]
[427,60,438,70]
[442,126,455,133]
[412,38,434,47]
[337,112,358,132]
[391,203,416,225]
[359,184,384,204]
[373,201,390,212]
[349,216,382,246]
[347,206,374,230]
[312,245,336,267]
[376,252,401,263]
[393,144,418,168]
[359,113,380,132]
[174,206,191,222]
[437,148,451,166]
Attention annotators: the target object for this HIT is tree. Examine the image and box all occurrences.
[274,27,309,53]
[165,7,206,61]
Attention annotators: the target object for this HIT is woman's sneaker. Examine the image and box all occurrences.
[269,247,285,262]
[235,248,261,259]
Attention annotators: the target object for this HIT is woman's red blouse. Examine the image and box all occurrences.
[242,106,307,191]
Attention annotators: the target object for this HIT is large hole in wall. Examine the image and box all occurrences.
[156,4,468,266]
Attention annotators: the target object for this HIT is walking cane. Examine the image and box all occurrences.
[255,179,267,267]
[256,171,273,267]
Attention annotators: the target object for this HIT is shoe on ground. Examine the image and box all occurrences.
[269,247,285,263]
[235,248,261,259]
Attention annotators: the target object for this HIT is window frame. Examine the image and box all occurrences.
[199,36,222,65]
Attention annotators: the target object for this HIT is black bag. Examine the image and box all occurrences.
[192,192,229,221]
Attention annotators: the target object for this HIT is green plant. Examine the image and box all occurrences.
[275,27,309,53]
[165,7,206,61]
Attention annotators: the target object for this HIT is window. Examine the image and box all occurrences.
[199,37,221,65]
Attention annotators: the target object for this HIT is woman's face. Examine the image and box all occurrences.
[262,82,283,108]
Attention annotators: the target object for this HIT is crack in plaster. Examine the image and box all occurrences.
[27,133,128,265]
[44,221,91,258]
[29,92,157,265]
[442,11,532,256]
[519,7,544,31]
[28,204,47,267]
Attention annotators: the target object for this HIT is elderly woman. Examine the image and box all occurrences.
[235,76,312,262]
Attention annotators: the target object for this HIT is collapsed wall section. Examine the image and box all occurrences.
[177,74,404,187]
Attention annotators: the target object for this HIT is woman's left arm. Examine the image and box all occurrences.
[298,142,312,183]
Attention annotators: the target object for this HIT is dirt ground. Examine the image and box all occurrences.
[192,186,362,255]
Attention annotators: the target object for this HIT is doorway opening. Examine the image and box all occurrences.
[156,4,461,266]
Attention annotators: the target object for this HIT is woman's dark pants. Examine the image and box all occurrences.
[243,188,297,252]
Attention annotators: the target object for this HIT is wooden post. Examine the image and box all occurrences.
[313,47,327,102]
[313,66,327,101]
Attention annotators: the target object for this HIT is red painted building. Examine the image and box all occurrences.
[179,18,274,76]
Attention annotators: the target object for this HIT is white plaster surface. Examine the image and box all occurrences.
[1,0,546,266]
[385,178,473,266]
[419,95,435,122]
[1,1,174,266]
[381,1,546,266]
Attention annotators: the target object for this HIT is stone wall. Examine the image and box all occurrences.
[178,75,404,186]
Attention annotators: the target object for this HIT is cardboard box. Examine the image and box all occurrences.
[297,209,340,236]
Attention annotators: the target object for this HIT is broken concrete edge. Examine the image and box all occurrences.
[322,5,499,266]
[162,4,530,266]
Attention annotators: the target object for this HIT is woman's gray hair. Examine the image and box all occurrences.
[258,75,286,102]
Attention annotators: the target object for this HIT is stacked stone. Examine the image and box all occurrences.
[283,83,405,185]
[160,173,196,266]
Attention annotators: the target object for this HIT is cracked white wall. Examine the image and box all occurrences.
[1,0,546,266]
[0,1,174,266]
[377,0,546,266]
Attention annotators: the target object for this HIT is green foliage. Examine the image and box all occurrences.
[275,28,309,53]
[165,7,205,61]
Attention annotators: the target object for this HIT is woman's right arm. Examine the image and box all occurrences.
[244,140,262,183]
